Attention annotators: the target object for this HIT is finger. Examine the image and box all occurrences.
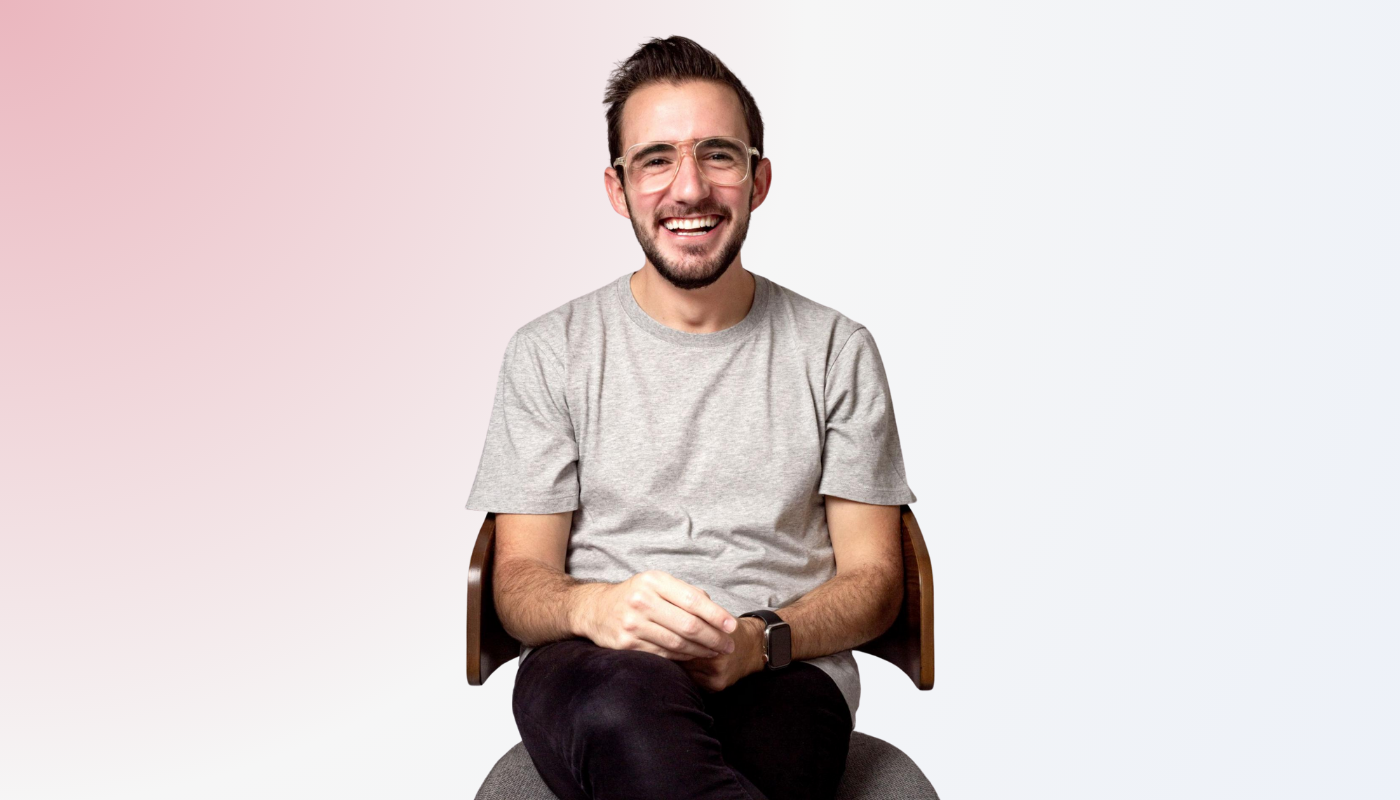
[634,619,723,660]
[651,573,738,641]
[617,579,725,654]
[649,595,736,655]
[609,626,696,660]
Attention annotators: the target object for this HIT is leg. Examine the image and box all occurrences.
[706,662,853,800]
[512,638,768,800]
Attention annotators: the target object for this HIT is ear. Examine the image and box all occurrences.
[748,157,772,213]
[604,166,631,219]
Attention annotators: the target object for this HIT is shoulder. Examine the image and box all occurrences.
[508,274,618,369]
[760,274,867,370]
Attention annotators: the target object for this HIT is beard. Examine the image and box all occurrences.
[625,190,753,291]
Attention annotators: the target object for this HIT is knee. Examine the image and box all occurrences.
[574,650,700,743]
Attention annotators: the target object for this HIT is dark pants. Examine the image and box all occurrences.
[512,637,853,800]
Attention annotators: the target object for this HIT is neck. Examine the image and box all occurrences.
[630,261,755,335]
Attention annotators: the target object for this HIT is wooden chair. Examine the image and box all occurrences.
[468,505,938,799]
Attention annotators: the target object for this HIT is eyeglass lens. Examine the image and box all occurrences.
[625,138,750,191]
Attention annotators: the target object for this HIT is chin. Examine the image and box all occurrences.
[641,221,749,291]
[652,260,731,291]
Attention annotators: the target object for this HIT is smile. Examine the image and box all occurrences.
[660,214,724,239]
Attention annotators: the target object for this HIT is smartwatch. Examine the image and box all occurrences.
[739,609,792,670]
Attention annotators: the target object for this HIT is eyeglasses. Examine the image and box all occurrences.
[612,137,760,194]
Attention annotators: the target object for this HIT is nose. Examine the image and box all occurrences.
[668,143,711,204]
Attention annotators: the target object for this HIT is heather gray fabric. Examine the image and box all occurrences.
[473,734,940,800]
[465,270,917,729]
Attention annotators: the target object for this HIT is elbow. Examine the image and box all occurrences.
[491,557,530,640]
[875,566,905,634]
[862,563,907,638]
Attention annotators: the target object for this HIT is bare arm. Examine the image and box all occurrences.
[492,511,602,648]
[493,511,740,659]
[777,497,904,661]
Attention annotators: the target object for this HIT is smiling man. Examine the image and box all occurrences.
[466,36,917,800]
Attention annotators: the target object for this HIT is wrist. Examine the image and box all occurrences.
[741,617,768,673]
[567,582,604,639]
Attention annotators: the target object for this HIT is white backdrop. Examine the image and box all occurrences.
[2,1,1396,798]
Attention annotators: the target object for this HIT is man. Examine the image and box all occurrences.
[466,36,917,800]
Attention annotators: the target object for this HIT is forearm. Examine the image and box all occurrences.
[493,557,609,648]
[777,565,902,662]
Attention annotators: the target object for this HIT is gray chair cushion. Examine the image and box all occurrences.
[838,731,940,800]
[474,741,557,800]
[474,731,938,800]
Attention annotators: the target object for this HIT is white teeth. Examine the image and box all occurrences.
[663,215,721,231]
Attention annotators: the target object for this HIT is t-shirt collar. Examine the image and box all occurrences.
[616,269,770,348]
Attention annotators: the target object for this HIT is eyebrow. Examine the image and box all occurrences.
[700,138,744,153]
[631,142,675,160]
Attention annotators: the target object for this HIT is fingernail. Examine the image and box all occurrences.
[725,640,735,653]
[724,619,736,632]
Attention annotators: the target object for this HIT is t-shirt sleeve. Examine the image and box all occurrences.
[465,330,580,514]
[817,327,918,506]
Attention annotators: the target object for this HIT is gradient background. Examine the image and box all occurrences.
[2,2,1397,798]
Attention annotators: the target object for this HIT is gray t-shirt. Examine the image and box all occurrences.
[465,269,917,729]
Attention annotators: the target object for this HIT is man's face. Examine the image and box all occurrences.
[605,80,772,290]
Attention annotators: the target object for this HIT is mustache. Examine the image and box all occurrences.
[653,205,730,221]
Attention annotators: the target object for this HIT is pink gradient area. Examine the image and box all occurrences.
[0,0,466,787]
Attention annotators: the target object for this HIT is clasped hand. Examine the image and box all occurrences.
[577,570,763,692]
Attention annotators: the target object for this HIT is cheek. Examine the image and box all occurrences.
[632,200,659,225]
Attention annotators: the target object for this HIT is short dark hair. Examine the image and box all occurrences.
[603,36,765,173]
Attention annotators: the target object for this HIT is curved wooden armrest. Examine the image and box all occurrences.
[467,512,520,686]
[468,505,934,690]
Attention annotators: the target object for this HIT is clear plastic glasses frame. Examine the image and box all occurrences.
[612,136,761,193]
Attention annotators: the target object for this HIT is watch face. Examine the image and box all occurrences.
[767,623,792,668]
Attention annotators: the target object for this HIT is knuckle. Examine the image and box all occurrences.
[621,614,639,632]
[627,591,648,609]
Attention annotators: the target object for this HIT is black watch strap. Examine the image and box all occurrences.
[740,609,792,669]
